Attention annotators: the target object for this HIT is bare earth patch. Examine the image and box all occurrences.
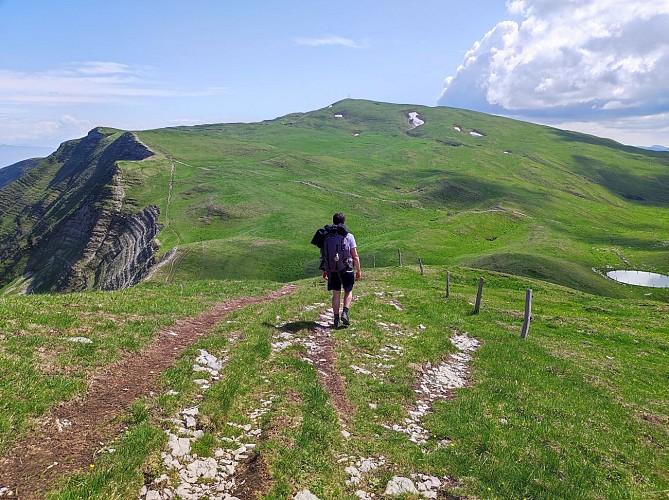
[0,284,297,499]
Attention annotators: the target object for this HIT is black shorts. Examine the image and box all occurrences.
[327,269,355,293]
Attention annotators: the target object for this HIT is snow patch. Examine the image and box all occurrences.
[408,112,424,128]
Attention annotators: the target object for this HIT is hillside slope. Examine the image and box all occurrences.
[0,157,44,190]
[0,267,667,498]
[133,99,669,298]
[1,99,668,297]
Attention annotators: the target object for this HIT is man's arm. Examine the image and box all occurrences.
[351,247,361,280]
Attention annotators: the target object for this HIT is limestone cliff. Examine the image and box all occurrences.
[0,128,161,293]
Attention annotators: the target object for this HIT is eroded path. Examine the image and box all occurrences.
[0,284,297,499]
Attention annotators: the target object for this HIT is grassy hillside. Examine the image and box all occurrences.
[119,99,669,298]
[0,157,44,190]
[1,100,668,497]
[1,267,667,498]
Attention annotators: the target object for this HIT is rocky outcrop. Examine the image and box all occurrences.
[0,127,160,293]
[64,204,161,291]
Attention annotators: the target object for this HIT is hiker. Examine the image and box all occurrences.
[311,212,362,328]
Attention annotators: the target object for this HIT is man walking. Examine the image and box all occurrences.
[312,212,362,328]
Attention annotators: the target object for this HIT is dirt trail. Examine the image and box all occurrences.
[0,284,297,499]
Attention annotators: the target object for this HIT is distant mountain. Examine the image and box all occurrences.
[0,144,55,168]
[0,157,44,189]
[640,145,669,152]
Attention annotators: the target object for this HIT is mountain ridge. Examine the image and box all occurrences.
[1,99,668,298]
[0,128,156,293]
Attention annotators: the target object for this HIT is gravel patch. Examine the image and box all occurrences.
[384,332,480,445]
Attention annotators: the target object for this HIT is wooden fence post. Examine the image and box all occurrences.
[521,288,533,339]
[473,277,485,314]
[418,258,424,275]
[446,271,450,298]
[398,249,403,267]
[373,254,376,269]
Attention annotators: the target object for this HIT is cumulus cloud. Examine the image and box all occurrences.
[294,35,364,48]
[438,0,669,143]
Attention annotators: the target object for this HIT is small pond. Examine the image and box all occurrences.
[606,270,669,288]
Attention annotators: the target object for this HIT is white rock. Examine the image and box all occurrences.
[341,430,351,439]
[154,474,170,484]
[294,489,321,500]
[182,407,199,417]
[358,458,377,473]
[175,484,196,500]
[187,457,218,479]
[168,435,191,457]
[346,465,361,477]
[67,336,93,343]
[350,364,372,375]
[196,350,223,371]
[145,491,162,500]
[55,417,72,432]
[384,476,419,496]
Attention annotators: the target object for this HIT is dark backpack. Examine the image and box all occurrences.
[321,231,351,272]
[311,224,351,273]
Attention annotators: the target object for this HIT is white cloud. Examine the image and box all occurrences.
[0,61,232,146]
[74,61,133,76]
[548,112,669,147]
[294,35,364,48]
[438,0,669,145]
[0,114,92,145]
[0,62,226,106]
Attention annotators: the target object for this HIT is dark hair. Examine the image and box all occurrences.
[333,212,345,224]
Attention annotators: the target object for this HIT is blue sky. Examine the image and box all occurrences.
[0,0,667,161]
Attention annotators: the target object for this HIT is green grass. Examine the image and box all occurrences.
[119,99,669,297]
[0,279,277,454]
[41,267,669,499]
[2,100,669,298]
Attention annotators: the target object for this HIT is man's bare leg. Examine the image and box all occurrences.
[332,290,341,326]
[341,290,353,325]
[343,290,353,309]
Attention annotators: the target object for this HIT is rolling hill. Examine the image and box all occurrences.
[1,99,667,298]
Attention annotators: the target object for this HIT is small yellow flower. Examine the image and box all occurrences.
[89,464,95,468]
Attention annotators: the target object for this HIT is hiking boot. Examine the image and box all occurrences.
[341,310,350,326]
[333,316,340,329]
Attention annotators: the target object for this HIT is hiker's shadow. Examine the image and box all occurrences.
[264,320,319,333]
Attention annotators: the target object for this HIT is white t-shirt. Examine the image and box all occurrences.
[345,233,357,249]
